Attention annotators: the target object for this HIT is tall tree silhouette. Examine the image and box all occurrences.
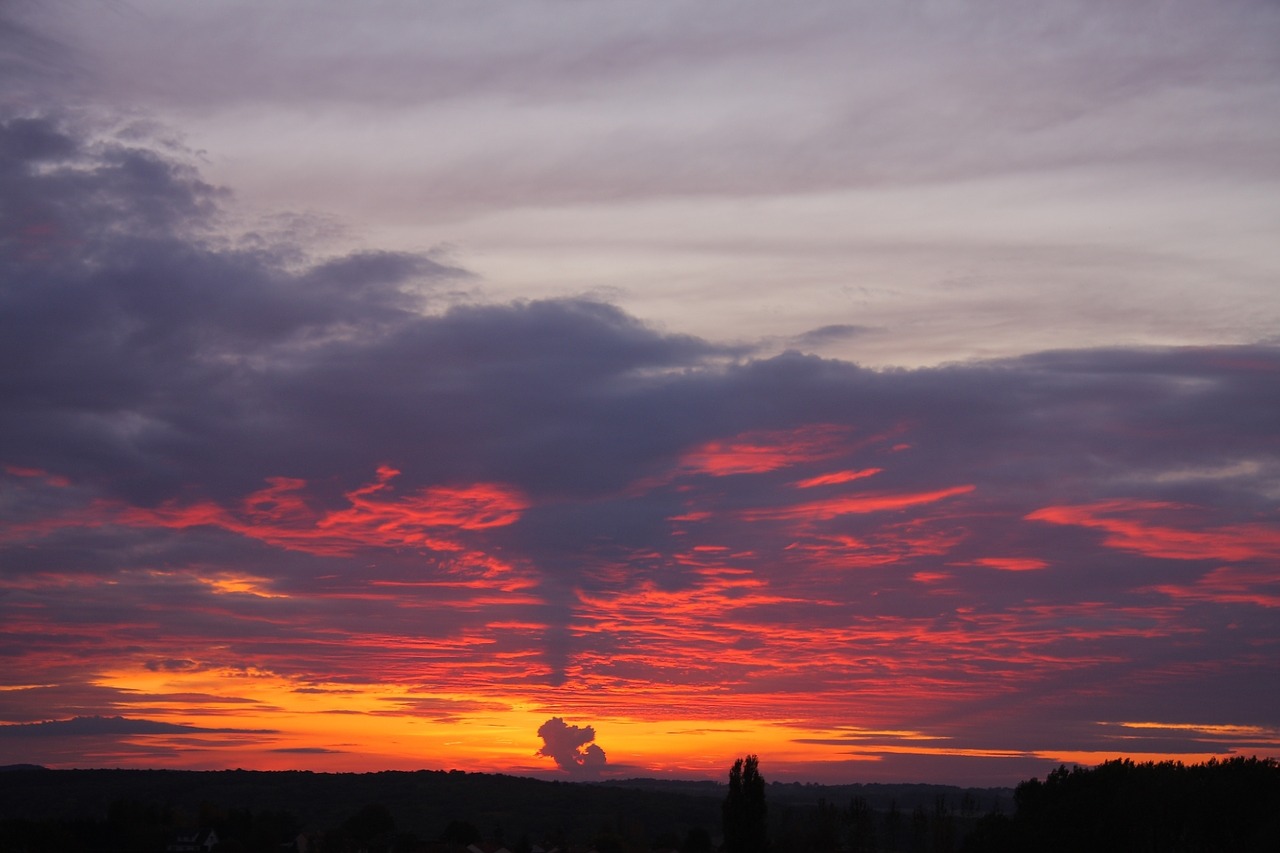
[723,755,768,853]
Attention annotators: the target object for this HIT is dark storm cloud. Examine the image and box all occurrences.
[1,115,1277,771]
[0,114,471,503]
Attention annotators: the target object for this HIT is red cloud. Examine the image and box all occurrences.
[3,464,70,487]
[792,468,883,489]
[742,485,975,522]
[1150,565,1280,608]
[677,424,851,476]
[10,467,528,557]
[1027,500,1280,562]
[965,557,1049,572]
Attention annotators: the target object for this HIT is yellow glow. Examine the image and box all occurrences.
[200,573,289,598]
[90,665,973,774]
[89,665,1271,776]
[1034,750,1234,766]
[1110,721,1278,738]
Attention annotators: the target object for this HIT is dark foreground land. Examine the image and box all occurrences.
[0,756,1275,853]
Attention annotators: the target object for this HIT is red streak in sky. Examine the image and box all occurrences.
[742,485,975,521]
[3,464,70,487]
[9,468,528,557]
[966,557,1049,572]
[1151,565,1280,608]
[792,468,883,489]
[1027,500,1280,562]
[678,424,851,476]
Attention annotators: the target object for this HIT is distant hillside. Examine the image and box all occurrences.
[2,760,1275,852]
[0,766,1011,851]
[0,768,721,844]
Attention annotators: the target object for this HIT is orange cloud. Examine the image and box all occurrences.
[1027,500,1280,562]
[964,557,1049,572]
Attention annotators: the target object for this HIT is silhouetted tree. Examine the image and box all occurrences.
[723,755,768,853]
[338,802,396,852]
[909,804,929,853]
[847,796,877,853]
[930,794,954,853]
[441,819,481,846]
[681,825,713,853]
[884,799,904,852]
[806,797,841,852]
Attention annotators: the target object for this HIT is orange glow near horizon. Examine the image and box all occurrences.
[16,659,1259,778]
[55,665,964,777]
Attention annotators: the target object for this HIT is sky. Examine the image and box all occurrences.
[1,0,1278,787]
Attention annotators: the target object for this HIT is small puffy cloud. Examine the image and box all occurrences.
[536,717,607,777]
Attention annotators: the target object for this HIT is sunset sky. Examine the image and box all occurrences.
[2,0,1278,786]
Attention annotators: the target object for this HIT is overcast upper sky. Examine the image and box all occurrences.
[1,0,1278,785]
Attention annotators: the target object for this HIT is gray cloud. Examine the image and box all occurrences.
[790,325,876,349]
[0,716,275,738]
[8,1,1277,376]
[270,746,345,754]
[537,717,607,777]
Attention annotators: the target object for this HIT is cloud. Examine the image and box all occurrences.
[0,716,275,738]
[790,325,876,349]
[270,746,346,754]
[536,717,608,776]
[0,112,1277,779]
[143,659,201,672]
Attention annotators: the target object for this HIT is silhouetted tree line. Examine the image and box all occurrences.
[0,767,723,853]
[0,798,301,853]
[5,757,1270,853]
[961,756,1280,853]
[728,755,1280,853]
[760,791,983,853]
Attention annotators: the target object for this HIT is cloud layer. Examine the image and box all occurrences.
[8,1,1278,367]
[0,105,1277,782]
